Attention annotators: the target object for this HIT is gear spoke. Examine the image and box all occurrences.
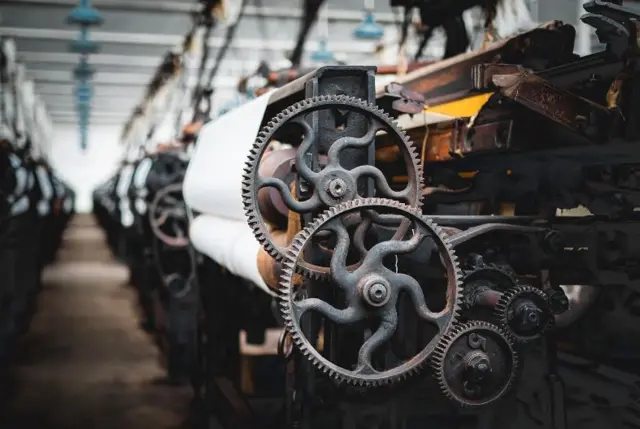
[328,220,356,289]
[259,177,322,213]
[326,122,381,166]
[162,194,180,205]
[292,298,363,325]
[359,229,424,271]
[356,307,398,371]
[291,117,319,182]
[351,165,412,202]
[391,272,444,327]
[353,216,372,257]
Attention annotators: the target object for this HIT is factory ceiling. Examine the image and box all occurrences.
[1,0,423,127]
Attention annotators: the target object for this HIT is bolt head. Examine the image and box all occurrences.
[327,178,347,198]
[359,278,391,307]
[368,283,388,304]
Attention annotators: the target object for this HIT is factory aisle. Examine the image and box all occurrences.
[0,215,191,429]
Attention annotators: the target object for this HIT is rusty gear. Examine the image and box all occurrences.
[242,95,424,278]
[431,321,518,407]
[494,285,554,343]
[148,182,190,248]
[279,198,462,387]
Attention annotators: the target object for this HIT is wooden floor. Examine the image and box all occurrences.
[0,215,191,429]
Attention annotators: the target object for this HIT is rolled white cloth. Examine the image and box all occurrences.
[189,214,275,296]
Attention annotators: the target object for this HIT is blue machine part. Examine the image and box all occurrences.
[67,3,104,26]
[66,0,102,151]
[353,10,384,40]
[311,39,335,63]
[74,60,95,80]
[68,38,101,55]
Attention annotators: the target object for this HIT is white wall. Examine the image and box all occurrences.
[49,124,125,213]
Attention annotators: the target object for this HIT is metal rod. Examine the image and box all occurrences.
[4,0,402,24]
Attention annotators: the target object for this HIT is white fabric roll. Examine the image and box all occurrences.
[189,214,275,296]
[183,90,273,219]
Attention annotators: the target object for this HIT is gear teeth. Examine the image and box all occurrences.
[494,285,553,344]
[277,197,463,388]
[241,95,425,279]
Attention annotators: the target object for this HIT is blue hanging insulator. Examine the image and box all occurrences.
[75,80,93,97]
[354,10,384,40]
[73,61,95,80]
[68,38,101,55]
[77,106,89,150]
[311,39,335,63]
[75,80,92,150]
[67,2,104,26]
[66,1,102,151]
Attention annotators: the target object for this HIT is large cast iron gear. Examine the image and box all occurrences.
[431,321,519,407]
[494,285,554,343]
[242,95,424,278]
[279,198,463,387]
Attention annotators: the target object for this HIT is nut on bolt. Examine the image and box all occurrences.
[360,277,391,307]
[547,288,569,314]
[326,177,348,199]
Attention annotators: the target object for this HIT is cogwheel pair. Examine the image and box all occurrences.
[242,95,424,279]
[462,265,553,343]
[278,198,463,387]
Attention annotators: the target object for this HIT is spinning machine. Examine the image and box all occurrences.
[0,36,75,377]
[182,1,640,428]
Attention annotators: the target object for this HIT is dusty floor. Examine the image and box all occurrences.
[0,215,191,428]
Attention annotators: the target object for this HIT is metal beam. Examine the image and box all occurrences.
[27,69,240,87]
[3,0,403,24]
[18,51,264,73]
[49,110,129,118]
[53,119,125,125]
[43,102,138,112]
[0,26,417,54]
[34,83,145,97]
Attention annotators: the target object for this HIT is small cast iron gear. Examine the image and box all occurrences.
[431,320,519,407]
[279,198,463,387]
[242,95,424,279]
[494,285,553,343]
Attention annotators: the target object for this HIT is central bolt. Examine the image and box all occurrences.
[465,352,492,383]
[512,301,542,332]
[368,283,388,304]
[327,178,347,199]
[361,279,391,307]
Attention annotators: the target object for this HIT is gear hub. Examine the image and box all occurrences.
[278,198,462,387]
[431,321,518,407]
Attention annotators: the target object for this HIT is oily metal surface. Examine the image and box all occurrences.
[0,215,191,429]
